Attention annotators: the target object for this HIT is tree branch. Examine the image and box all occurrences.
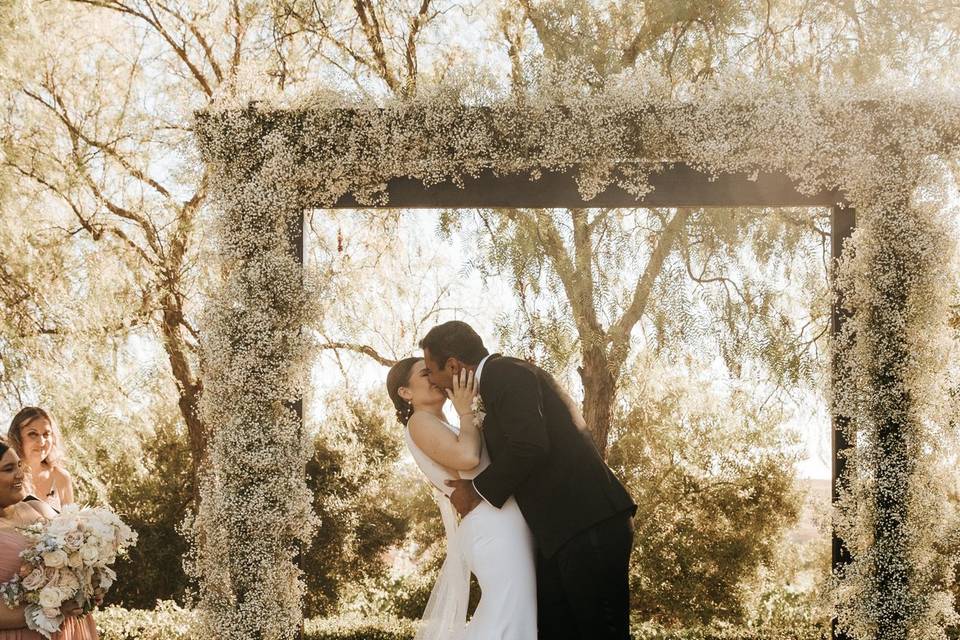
[23,87,174,200]
[70,0,215,97]
[402,0,433,96]
[319,342,397,367]
[156,0,224,83]
[353,0,400,93]
[4,160,159,268]
[230,0,245,73]
[608,207,693,357]
[498,209,604,344]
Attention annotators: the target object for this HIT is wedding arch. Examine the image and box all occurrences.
[192,78,960,640]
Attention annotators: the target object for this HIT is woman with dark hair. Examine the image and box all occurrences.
[0,439,97,638]
[387,357,536,640]
[7,408,74,512]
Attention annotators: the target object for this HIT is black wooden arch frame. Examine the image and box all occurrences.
[301,163,854,639]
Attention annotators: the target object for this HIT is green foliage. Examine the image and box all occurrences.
[302,394,409,617]
[629,622,825,640]
[307,393,485,621]
[0,1,955,635]
[378,559,440,621]
[682,208,829,391]
[738,528,833,637]
[449,207,829,403]
[41,406,194,609]
[517,0,960,87]
[102,420,194,609]
[742,585,828,638]
[369,484,444,620]
[95,605,828,640]
[607,362,804,625]
[96,601,196,640]
[304,615,417,640]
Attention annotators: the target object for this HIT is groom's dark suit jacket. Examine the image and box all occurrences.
[473,354,637,559]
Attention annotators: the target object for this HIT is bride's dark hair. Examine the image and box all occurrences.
[386,357,421,426]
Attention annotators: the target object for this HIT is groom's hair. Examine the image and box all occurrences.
[419,321,489,366]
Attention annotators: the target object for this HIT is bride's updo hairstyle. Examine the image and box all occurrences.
[387,357,421,426]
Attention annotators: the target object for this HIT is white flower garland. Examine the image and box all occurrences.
[195,73,960,639]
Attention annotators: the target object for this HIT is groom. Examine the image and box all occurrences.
[420,320,637,640]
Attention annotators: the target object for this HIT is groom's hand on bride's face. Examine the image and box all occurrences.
[445,479,482,517]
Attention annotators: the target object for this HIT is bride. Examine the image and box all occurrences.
[387,357,536,640]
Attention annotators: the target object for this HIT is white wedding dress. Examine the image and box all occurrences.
[405,418,537,640]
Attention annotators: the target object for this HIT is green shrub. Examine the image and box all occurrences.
[67,409,194,609]
[94,606,826,640]
[607,389,804,626]
[304,615,417,640]
[103,420,194,608]
[303,396,409,617]
[96,601,197,640]
[631,620,826,640]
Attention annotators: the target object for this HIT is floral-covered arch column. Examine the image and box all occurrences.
[191,108,316,640]
[832,156,958,640]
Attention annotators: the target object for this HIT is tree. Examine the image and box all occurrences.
[0,0,492,494]
[305,209,496,372]
[2,0,958,620]
[441,208,829,455]
[0,0,477,616]
[302,392,408,617]
[461,1,959,456]
[512,0,960,87]
[1,1,224,490]
[606,357,804,623]
[308,0,960,456]
[98,414,195,608]
[269,0,467,99]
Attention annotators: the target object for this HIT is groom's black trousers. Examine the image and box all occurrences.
[536,510,634,640]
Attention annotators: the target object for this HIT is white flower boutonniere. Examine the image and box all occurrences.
[471,395,486,431]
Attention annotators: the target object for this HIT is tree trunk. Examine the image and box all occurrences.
[579,341,617,457]
[159,292,204,497]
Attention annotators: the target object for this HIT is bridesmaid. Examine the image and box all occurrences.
[7,408,74,512]
[0,439,97,638]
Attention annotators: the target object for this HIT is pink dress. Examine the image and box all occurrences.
[0,529,98,639]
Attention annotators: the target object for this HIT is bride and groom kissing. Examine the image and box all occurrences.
[387,320,637,640]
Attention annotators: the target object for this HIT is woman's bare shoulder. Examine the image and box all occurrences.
[409,410,447,427]
[407,412,450,441]
[51,465,72,482]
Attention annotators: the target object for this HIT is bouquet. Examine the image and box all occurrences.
[0,504,137,638]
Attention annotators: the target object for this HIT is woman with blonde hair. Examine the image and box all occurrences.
[7,408,74,512]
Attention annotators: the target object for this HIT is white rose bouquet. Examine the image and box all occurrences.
[0,505,137,638]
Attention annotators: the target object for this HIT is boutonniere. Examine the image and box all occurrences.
[471,395,486,430]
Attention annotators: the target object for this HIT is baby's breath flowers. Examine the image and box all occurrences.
[187,128,320,640]
[195,71,960,639]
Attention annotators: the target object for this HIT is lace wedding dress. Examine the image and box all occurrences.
[405,418,537,640]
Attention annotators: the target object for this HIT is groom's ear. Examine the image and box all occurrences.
[445,358,459,375]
